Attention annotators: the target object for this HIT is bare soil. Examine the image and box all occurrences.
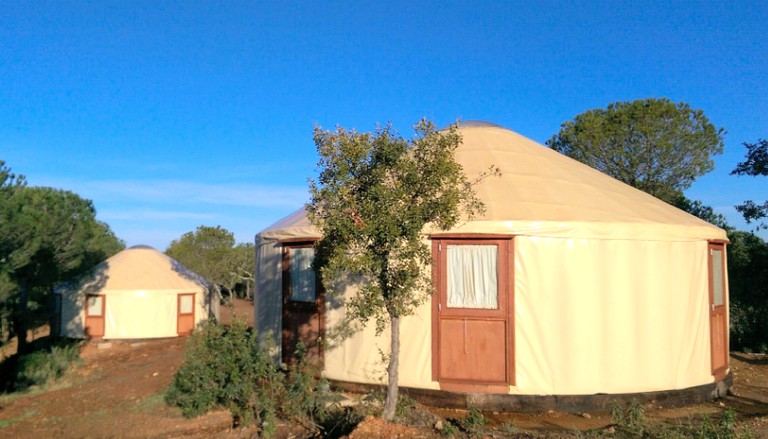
[1,300,767,438]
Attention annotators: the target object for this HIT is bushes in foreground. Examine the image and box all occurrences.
[0,339,82,392]
[165,319,332,435]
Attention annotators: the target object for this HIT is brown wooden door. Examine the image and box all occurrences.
[709,243,728,379]
[85,295,105,338]
[282,243,324,365]
[177,293,196,336]
[432,238,514,391]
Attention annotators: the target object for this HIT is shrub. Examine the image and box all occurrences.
[165,319,333,434]
[460,406,487,437]
[7,340,81,391]
[610,400,646,436]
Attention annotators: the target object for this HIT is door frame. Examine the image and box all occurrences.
[431,236,515,392]
[85,294,106,339]
[281,241,325,366]
[177,293,196,336]
[708,242,728,380]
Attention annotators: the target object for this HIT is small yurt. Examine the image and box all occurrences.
[255,122,730,411]
[57,245,219,339]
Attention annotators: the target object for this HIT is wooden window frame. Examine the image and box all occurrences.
[282,242,319,304]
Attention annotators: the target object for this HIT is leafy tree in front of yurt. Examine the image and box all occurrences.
[307,119,494,420]
[0,184,124,352]
[547,98,725,204]
[731,138,767,230]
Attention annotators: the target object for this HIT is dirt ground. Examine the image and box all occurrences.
[1,299,767,438]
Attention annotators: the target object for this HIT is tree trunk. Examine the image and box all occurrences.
[381,314,400,421]
[14,278,29,353]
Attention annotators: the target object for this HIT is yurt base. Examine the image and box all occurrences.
[330,373,732,413]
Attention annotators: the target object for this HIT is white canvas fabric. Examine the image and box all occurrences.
[254,123,728,395]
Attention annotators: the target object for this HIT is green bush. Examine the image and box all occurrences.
[460,406,487,437]
[165,319,333,434]
[2,341,80,391]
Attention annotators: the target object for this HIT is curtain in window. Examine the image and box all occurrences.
[712,248,724,306]
[290,247,316,302]
[447,244,498,309]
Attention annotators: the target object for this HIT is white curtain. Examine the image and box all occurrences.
[447,244,498,309]
[290,247,316,302]
[712,248,724,306]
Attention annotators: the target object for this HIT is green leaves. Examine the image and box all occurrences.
[547,98,725,204]
[166,226,255,299]
[0,179,124,350]
[731,139,767,228]
[308,119,485,326]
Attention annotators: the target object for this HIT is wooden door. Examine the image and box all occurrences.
[177,293,196,336]
[432,238,514,391]
[85,295,105,338]
[282,243,324,365]
[709,243,728,379]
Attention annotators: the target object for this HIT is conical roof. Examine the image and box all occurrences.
[260,124,726,242]
[73,245,208,294]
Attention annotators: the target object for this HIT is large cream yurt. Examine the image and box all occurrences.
[255,122,730,410]
[57,245,219,339]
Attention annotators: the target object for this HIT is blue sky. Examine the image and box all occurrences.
[2,1,766,250]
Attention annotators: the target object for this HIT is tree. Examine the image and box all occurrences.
[0,161,26,340]
[726,230,768,352]
[671,194,731,230]
[166,226,254,301]
[0,185,124,351]
[230,243,255,299]
[547,98,725,204]
[307,119,491,420]
[731,138,767,229]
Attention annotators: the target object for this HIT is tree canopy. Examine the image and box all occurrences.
[731,138,767,229]
[166,226,254,300]
[547,98,725,204]
[307,119,491,420]
[0,179,124,351]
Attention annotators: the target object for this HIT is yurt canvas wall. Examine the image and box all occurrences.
[255,122,729,398]
[59,245,219,339]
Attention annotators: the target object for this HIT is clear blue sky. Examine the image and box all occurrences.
[2,1,766,250]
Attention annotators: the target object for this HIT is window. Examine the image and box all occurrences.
[446,244,498,309]
[285,245,316,303]
[87,295,103,317]
[179,294,194,315]
[711,246,724,307]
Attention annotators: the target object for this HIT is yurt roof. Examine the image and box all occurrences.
[260,123,727,242]
[66,245,209,295]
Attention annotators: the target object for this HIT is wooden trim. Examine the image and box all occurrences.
[507,238,516,386]
[439,381,510,394]
[708,239,731,245]
[431,239,440,382]
[429,233,515,239]
[278,237,322,243]
[708,242,728,379]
